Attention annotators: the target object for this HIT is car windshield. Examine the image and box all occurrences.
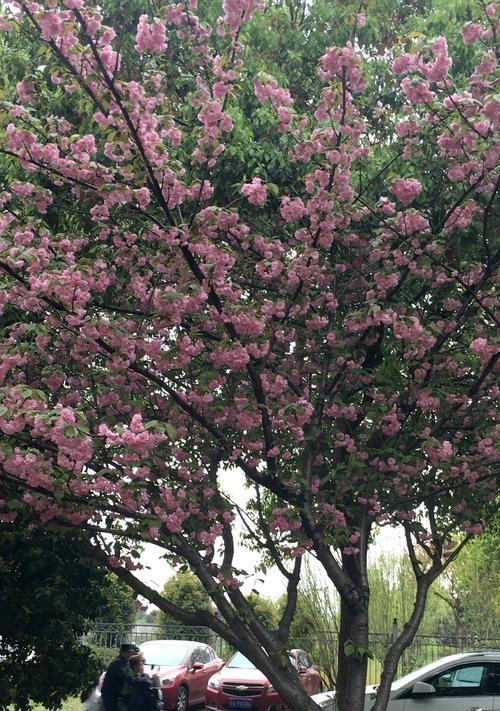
[141,645,189,667]
[227,652,258,669]
[226,652,295,670]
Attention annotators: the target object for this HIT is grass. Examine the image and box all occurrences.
[31,698,80,711]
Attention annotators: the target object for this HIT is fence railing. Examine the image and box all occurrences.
[84,623,500,686]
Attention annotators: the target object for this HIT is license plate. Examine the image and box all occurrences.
[228,701,252,710]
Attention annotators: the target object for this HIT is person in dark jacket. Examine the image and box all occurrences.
[101,643,140,711]
[126,655,162,711]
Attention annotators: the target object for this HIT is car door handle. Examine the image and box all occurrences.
[466,707,487,711]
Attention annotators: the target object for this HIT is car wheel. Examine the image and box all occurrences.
[175,685,189,711]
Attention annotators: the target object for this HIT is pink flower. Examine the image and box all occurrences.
[241,177,267,206]
[72,134,97,156]
[389,178,422,205]
[486,4,497,17]
[417,391,440,412]
[470,337,497,361]
[421,37,452,82]
[462,22,483,44]
[135,15,168,52]
[280,196,306,222]
[393,54,414,74]
[16,81,37,105]
[319,43,366,91]
[223,0,262,32]
[356,13,366,28]
[395,119,420,137]
[254,79,293,106]
[401,77,435,104]
[0,14,13,31]
[38,11,66,40]
[136,187,151,208]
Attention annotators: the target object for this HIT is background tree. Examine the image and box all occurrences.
[0,1,498,710]
[280,562,340,689]
[368,554,451,639]
[246,591,279,629]
[433,518,500,643]
[159,571,213,634]
[0,521,135,711]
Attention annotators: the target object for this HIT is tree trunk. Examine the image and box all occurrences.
[336,549,370,711]
[336,597,370,711]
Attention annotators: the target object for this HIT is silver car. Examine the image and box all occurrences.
[312,650,500,711]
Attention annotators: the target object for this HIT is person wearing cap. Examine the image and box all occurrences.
[101,643,140,711]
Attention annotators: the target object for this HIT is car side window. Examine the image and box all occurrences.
[206,647,215,662]
[483,664,500,694]
[189,648,204,667]
[427,664,488,696]
[197,647,211,664]
[298,652,311,669]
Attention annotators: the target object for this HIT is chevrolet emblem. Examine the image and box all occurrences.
[236,685,248,691]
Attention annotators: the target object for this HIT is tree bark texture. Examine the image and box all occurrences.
[335,550,370,711]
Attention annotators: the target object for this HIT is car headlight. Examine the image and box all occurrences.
[208,677,220,689]
[161,677,176,686]
[267,685,274,692]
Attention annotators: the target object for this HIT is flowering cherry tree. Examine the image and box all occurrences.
[0,1,498,710]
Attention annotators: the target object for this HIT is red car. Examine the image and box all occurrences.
[139,639,223,711]
[205,648,322,711]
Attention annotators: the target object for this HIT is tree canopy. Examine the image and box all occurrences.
[0,1,498,710]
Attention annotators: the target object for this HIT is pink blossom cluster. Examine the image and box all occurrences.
[393,318,436,358]
[280,196,307,222]
[50,407,93,472]
[400,77,436,104]
[222,0,262,32]
[98,414,167,456]
[393,36,452,82]
[37,10,67,40]
[462,19,494,45]
[389,178,422,205]
[135,15,168,53]
[270,507,301,533]
[210,342,250,370]
[254,78,293,107]
[319,42,366,92]
[470,337,498,362]
[318,41,366,91]
[417,391,441,412]
[241,177,267,205]
[197,99,233,138]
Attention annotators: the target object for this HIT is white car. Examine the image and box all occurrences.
[312,650,500,710]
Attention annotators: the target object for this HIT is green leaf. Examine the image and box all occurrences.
[165,423,177,440]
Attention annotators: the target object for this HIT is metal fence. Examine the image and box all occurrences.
[84,623,220,662]
[288,631,500,685]
[84,623,500,686]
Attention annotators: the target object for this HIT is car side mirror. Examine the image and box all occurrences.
[411,681,436,695]
[192,662,204,672]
